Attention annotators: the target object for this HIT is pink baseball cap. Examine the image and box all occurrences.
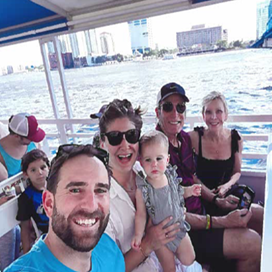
[9,113,45,143]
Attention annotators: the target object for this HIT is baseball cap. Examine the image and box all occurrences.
[157,82,189,106]
[90,104,108,119]
[9,113,45,143]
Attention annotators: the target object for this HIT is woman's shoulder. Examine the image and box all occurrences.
[231,129,242,141]
[193,126,205,133]
[189,126,204,148]
[190,126,204,138]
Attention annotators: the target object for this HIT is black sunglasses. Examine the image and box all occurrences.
[161,102,186,114]
[55,144,109,166]
[102,129,141,146]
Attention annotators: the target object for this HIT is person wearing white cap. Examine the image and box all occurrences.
[0,113,45,271]
[0,113,45,181]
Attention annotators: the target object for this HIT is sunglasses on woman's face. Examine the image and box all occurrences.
[161,102,186,114]
[55,144,109,166]
[102,129,141,146]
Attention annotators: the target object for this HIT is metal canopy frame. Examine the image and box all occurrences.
[0,0,235,47]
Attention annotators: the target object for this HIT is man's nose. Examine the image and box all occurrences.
[170,106,179,116]
[82,192,98,210]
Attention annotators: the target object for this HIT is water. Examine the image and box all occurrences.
[0,48,272,169]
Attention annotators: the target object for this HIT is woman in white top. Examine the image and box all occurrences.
[99,99,201,272]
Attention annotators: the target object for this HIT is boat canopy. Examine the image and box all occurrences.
[0,0,233,47]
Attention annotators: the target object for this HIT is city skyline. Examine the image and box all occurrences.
[0,0,265,68]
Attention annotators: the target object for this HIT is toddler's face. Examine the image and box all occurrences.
[25,158,49,189]
[140,141,169,181]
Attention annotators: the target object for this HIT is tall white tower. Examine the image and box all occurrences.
[257,0,271,39]
[128,18,154,54]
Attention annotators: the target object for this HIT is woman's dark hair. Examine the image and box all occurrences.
[99,99,144,141]
[21,149,50,173]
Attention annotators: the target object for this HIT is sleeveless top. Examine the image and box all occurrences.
[194,127,241,190]
[156,124,203,215]
[0,142,36,177]
[136,165,190,253]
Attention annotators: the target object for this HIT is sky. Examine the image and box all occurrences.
[0,0,264,68]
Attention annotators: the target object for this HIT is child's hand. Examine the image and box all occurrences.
[191,184,201,197]
[131,236,142,251]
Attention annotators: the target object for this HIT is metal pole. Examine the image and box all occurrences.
[39,38,68,145]
[52,36,77,143]
[52,36,73,120]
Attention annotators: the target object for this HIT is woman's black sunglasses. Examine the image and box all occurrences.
[55,144,109,166]
[102,129,141,146]
[161,102,186,114]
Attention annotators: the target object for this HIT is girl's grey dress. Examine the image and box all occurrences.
[136,165,190,253]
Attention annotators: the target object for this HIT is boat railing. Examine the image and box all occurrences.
[0,172,24,238]
[0,113,271,238]
[0,114,270,241]
[0,114,271,163]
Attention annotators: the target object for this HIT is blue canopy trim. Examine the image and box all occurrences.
[0,0,68,45]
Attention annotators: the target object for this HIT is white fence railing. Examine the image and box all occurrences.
[0,173,24,238]
[0,114,271,239]
[1,114,271,161]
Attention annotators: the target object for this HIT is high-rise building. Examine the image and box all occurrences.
[128,19,154,54]
[267,0,272,31]
[85,29,100,54]
[47,30,100,69]
[176,25,226,50]
[100,32,115,55]
[47,42,55,53]
[69,33,80,58]
[257,0,272,39]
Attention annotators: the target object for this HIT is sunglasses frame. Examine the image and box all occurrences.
[161,101,186,114]
[102,129,141,146]
[55,144,109,166]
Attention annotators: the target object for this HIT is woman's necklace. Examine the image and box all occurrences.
[125,185,136,193]
[113,172,136,193]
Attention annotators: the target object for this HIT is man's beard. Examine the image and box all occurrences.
[51,204,109,252]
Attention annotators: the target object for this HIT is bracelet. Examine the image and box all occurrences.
[206,214,211,230]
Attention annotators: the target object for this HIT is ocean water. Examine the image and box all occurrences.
[0,48,272,169]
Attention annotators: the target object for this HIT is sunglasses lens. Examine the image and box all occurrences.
[56,144,109,167]
[106,131,123,146]
[162,102,173,112]
[57,144,79,157]
[125,129,140,144]
[176,103,186,114]
[106,129,140,146]
[162,102,186,114]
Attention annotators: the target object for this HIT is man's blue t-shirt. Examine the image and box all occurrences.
[4,233,125,272]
